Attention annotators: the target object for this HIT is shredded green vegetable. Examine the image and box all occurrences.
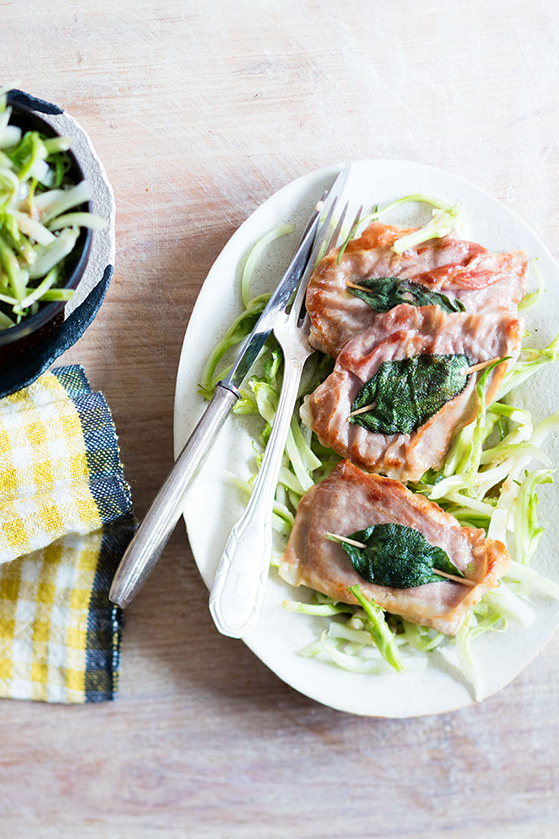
[348,584,403,671]
[240,223,293,308]
[0,88,106,329]
[337,193,458,265]
[391,204,460,255]
[519,259,544,312]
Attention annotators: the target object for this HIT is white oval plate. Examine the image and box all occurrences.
[174,160,559,717]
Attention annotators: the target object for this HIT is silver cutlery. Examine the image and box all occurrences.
[109,164,351,609]
[209,197,351,638]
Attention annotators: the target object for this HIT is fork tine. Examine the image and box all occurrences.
[333,205,364,267]
[289,197,339,309]
[326,201,350,254]
[351,205,364,234]
[288,193,350,317]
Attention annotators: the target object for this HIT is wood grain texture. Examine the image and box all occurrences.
[2,0,559,836]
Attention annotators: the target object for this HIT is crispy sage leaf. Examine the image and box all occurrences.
[350,353,470,435]
[348,276,465,314]
[340,524,465,588]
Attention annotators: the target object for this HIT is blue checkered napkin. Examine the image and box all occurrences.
[0,365,134,702]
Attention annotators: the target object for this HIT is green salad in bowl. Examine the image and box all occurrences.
[0,85,106,342]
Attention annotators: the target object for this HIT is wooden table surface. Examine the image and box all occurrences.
[3,1,559,836]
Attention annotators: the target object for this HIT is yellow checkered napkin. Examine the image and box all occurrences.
[0,366,134,702]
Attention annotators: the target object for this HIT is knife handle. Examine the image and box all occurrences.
[209,354,304,638]
[109,383,239,608]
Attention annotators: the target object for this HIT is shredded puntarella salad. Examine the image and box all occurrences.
[198,195,559,698]
[0,85,106,331]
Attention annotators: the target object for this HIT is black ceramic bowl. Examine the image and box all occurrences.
[0,98,93,362]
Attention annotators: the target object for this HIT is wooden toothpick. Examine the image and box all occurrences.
[460,357,503,376]
[427,568,476,587]
[346,280,372,293]
[348,402,376,418]
[346,279,418,300]
[326,532,368,548]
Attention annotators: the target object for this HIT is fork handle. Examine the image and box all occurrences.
[209,356,304,638]
[109,383,239,608]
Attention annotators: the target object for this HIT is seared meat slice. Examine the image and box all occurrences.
[279,460,509,635]
[306,221,527,357]
[306,305,522,482]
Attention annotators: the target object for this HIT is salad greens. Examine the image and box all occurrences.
[391,204,460,255]
[0,85,106,330]
[199,194,559,697]
[348,585,403,672]
[337,193,459,265]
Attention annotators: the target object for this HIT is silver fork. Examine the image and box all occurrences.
[209,201,351,638]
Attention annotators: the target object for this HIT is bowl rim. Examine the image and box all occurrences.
[0,98,93,347]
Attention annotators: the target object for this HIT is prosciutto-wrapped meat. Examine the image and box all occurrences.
[279,460,509,635]
[306,305,522,482]
[306,221,527,357]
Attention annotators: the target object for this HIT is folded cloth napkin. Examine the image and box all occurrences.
[0,365,134,703]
